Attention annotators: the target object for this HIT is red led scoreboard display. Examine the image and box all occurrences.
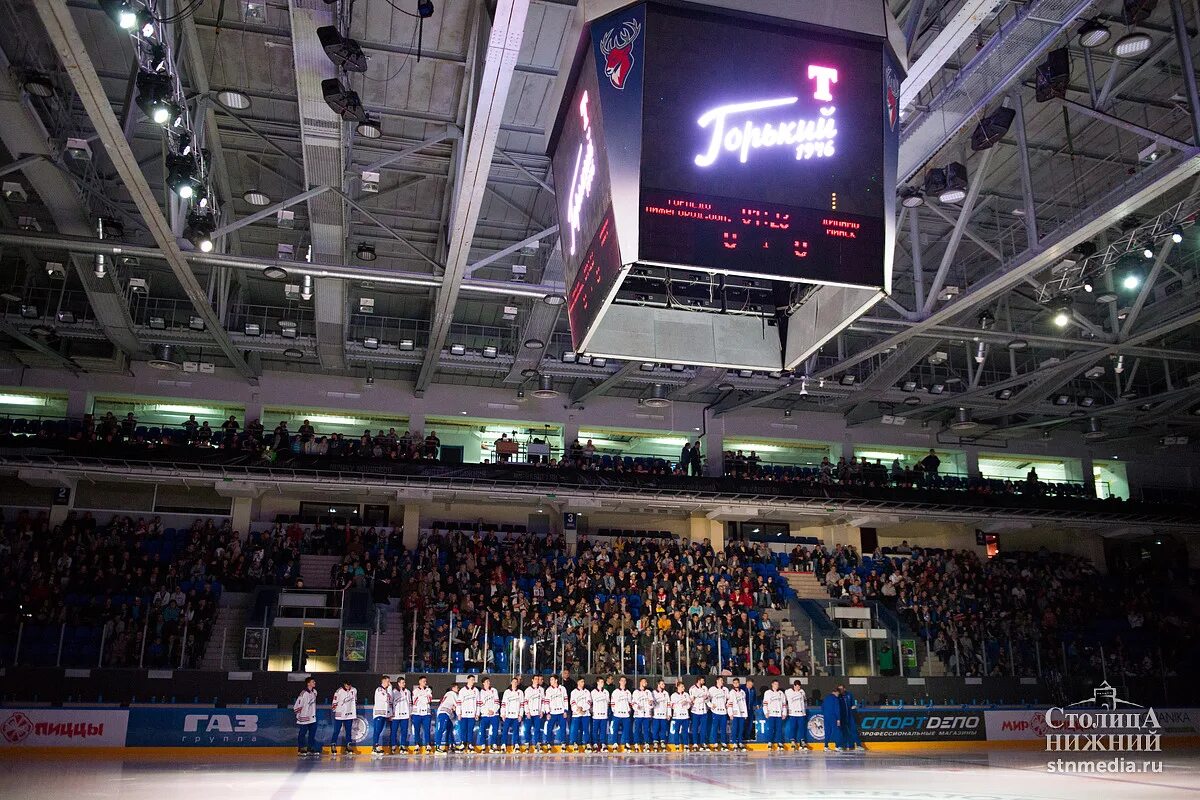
[550,1,899,351]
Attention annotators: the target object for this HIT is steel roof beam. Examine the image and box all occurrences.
[414,0,532,394]
[36,0,260,381]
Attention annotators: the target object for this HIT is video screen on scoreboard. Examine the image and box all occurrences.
[637,5,887,287]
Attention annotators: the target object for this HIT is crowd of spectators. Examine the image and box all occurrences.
[308,527,816,677]
[2,414,1152,518]
[0,510,298,668]
[810,541,1192,680]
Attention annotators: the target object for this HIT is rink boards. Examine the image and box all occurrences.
[2,706,1199,750]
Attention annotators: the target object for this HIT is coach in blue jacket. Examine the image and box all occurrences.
[837,684,863,750]
[743,679,759,745]
[821,687,842,750]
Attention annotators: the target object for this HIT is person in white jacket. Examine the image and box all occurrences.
[589,677,610,752]
[292,676,319,757]
[478,676,501,752]
[544,675,569,750]
[411,676,433,754]
[651,679,670,751]
[727,678,749,751]
[706,676,730,750]
[457,674,480,752]
[391,676,412,755]
[631,678,653,752]
[522,675,544,752]
[371,675,393,754]
[435,684,459,753]
[569,677,592,752]
[610,677,633,751]
[500,677,524,752]
[761,679,787,751]
[330,679,359,756]
[784,680,809,752]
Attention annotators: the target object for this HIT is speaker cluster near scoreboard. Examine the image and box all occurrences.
[549,0,903,371]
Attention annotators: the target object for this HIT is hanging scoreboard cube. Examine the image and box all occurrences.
[548,0,904,371]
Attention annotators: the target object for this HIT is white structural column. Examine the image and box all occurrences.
[415,0,531,393]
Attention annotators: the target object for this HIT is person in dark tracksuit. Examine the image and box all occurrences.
[743,679,759,746]
[837,684,863,750]
[821,687,843,751]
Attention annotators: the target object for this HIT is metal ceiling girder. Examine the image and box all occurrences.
[817,146,1200,382]
[668,367,728,401]
[833,340,941,412]
[0,45,144,359]
[923,146,995,315]
[1120,241,1174,337]
[898,0,1004,111]
[0,229,564,299]
[179,13,241,256]
[36,0,258,381]
[898,0,1094,184]
[415,0,532,394]
[465,225,558,276]
[570,361,639,406]
[0,321,83,374]
[288,0,349,372]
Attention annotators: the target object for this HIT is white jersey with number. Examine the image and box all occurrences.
[652,690,670,720]
[610,688,632,718]
[479,687,500,717]
[689,685,709,713]
[670,691,692,720]
[458,686,480,719]
[333,687,358,721]
[591,688,610,719]
[391,687,412,720]
[412,686,433,715]
[762,689,787,718]
[728,687,748,718]
[571,688,592,717]
[524,685,544,717]
[437,691,458,718]
[632,689,653,718]
[546,685,569,715]
[707,685,728,715]
[785,687,807,716]
[501,689,525,719]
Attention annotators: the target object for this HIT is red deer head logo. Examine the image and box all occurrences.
[600,20,641,90]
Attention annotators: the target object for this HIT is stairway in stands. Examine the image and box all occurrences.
[299,554,342,588]
[199,603,247,671]
[780,570,829,600]
[373,609,410,672]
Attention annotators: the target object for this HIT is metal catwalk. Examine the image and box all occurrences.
[1,750,1196,800]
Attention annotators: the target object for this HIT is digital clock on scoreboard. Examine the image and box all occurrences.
[639,189,883,286]
[636,4,888,287]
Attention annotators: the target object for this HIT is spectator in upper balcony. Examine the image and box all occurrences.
[583,439,597,464]
[197,421,213,444]
[121,412,137,439]
[221,415,240,436]
[424,431,440,460]
[680,440,693,473]
[183,414,199,441]
[496,433,513,463]
[922,449,941,481]
[273,420,290,450]
[689,440,702,476]
[299,419,315,443]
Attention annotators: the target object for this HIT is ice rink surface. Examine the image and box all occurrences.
[2,749,1198,800]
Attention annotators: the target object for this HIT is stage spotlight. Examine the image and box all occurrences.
[1122,273,1141,290]
[1049,295,1072,328]
[1034,47,1070,102]
[99,0,138,30]
[356,117,383,139]
[183,210,217,253]
[166,154,203,200]
[1171,226,1184,244]
[925,162,968,203]
[970,107,1015,151]
[900,187,924,208]
[356,243,377,262]
[135,71,180,126]
[1077,18,1111,49]
[1113,32,1152,58]
[317,26,368,72]
[321,79,367,122]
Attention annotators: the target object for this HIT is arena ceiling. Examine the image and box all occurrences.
[2,0,1200,445]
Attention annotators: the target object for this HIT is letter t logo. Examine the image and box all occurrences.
[807,65,838,102]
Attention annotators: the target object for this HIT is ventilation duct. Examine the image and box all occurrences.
[948,407,979,432]
[643,384,671,408]
[532,375,558,399]
[1083,417,1106,440]
[147,344,182,371]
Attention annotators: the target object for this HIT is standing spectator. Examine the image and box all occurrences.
[183,415,199,441]
[921,449,941,483]
[424,430,440,460]
[680,441,693,473]
[221,415,240,436]
[690,440,703,476]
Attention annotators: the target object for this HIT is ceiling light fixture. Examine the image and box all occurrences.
[356,242,377,262]
[1078,18,1111,48]
[242,189,270,206]
[533,375,559,398]
[355,118,383,139]
[1112,31,1153,58]
[216,89,251,110]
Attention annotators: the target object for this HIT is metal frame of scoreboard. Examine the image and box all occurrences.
[546,0,905,372]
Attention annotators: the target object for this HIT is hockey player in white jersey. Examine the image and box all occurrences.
[478,676,501,753]
[610,676,632,751]
[651,679,670,752]
[411,676,433,754]
[706,676,730,750]
[784,679,809,752]
[727,677,749,751]
[761,679,787,751]
[457,674,480,753]
[631,678,653,752]
[390,676,412,755]
[522,675,544,752]
[501,677,524,752]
